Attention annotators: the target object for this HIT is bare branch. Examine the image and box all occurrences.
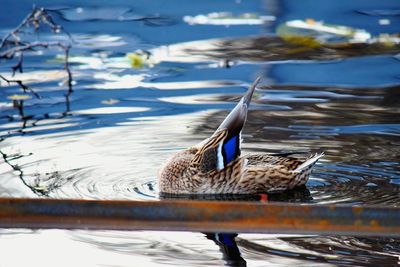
[63,45,73,113]
[12,53,23,75]
[0,149,49,197]
[0,74,41,99]
[0,6,74,113]
[0,7,77,194]
[0,8,40,49]
[0,41,68,58]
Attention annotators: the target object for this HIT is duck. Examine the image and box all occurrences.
[158,77,324,195]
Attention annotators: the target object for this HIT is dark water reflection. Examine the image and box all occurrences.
[1,0,400,266]
[206,233,247,267]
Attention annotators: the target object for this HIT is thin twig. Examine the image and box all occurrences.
[0,74,41,99]
[63,45,73,113]
[0,7,39,49]
[0,41,68,58]
[0,149,48,197]
[11,53,23,74]
[0,6,74,114]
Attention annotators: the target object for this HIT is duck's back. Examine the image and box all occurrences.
[158,148,198,194]
[236,153,323,193]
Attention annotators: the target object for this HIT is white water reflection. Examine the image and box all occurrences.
[0,230,157,267]
[73,106,149,115]
[183,12,275,25]
[90,72,237,90]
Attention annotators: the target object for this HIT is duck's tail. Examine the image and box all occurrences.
[293,152,324,173]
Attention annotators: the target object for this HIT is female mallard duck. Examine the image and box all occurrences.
[158,77,323,195]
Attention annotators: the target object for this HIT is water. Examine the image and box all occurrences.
[1,0,400,266]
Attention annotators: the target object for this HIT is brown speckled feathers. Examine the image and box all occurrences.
[158,78,324,194]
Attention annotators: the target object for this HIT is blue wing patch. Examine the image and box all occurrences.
[220,233,236,248]
[222,135,239,165]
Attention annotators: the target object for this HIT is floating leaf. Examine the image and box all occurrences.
[126,53,146,68]
[7,94,32,101]
[277,19,372,44]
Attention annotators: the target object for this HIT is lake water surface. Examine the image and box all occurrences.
[0,0,399,266]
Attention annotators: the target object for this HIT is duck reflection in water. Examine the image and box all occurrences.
[206,233,246,267]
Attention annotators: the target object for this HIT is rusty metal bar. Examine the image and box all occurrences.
[0,197,399,236]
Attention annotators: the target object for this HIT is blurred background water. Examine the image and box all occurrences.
[0,0,399,266]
